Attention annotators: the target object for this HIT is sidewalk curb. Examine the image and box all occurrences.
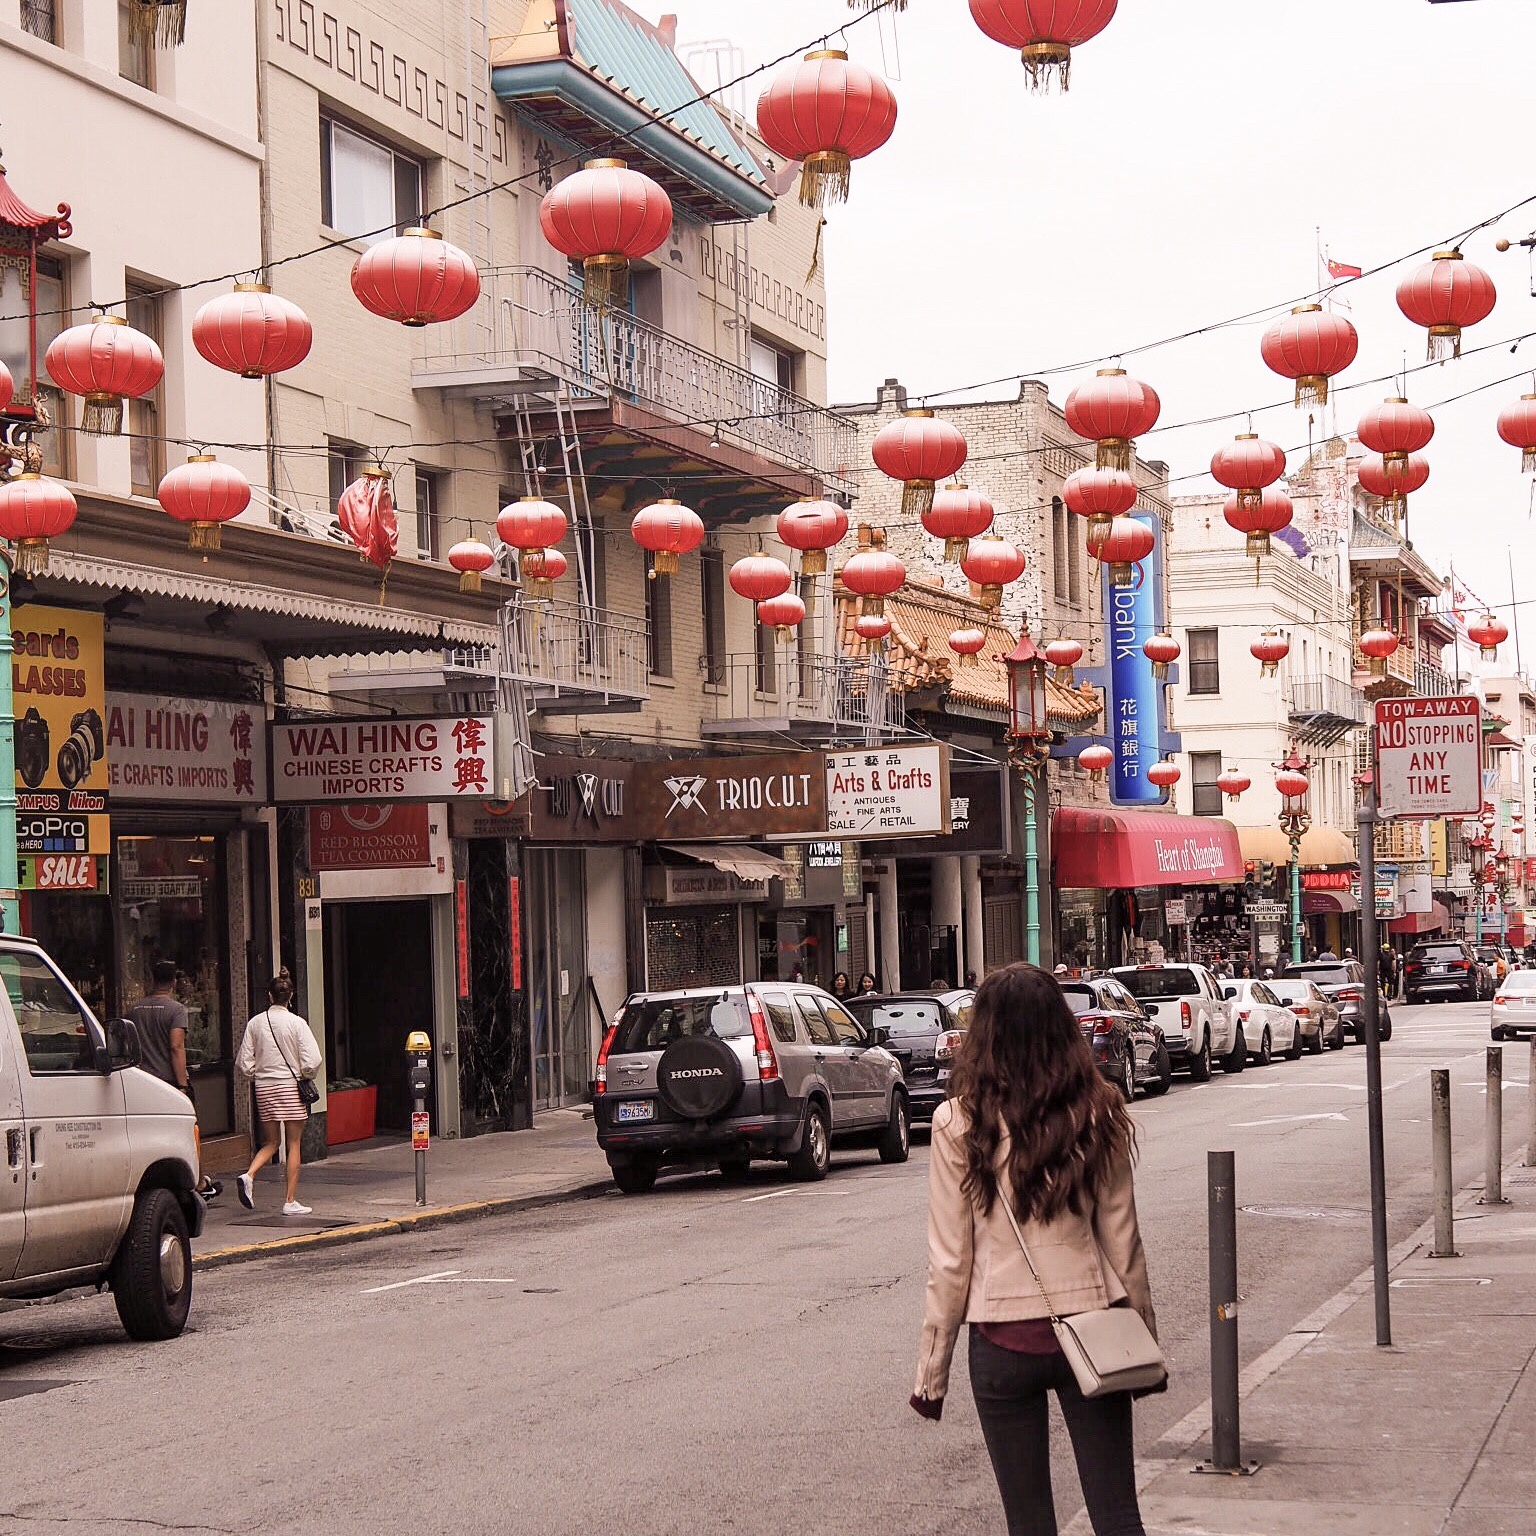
[192,1180,613,1272]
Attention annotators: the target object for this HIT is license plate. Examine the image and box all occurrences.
[1431,965,1447,975]
[615,1100,654,1123]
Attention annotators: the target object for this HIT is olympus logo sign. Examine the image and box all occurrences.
[668,1067,725,1079]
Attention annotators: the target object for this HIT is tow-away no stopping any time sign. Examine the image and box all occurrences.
[1374,696,1482,820]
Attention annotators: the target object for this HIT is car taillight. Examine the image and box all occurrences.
[1338,989,1362,1003]
[1456,961,1471,971]
[1239,1010,1250,1021]
[1293,1005,1311,1016]
[745,989,780,1083]
[1181,1001,1192,1030]
[594,1023,619,1095]
[1079,1014,1115,1036]
[936,1028,965,1063]
[1406,962,1421,973]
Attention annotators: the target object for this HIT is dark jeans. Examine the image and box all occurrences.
[968,1327,1145,1536]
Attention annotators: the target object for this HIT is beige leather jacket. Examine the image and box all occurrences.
[914,1097,1155,1400]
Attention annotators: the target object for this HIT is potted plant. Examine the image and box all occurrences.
[325,1077,377,1145]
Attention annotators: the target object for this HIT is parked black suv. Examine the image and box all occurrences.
[1059,976,1173,1101]
[846,989,973,1124]
[1404,941,1488,1004]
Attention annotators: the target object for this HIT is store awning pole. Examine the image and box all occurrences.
[0,550,18,935]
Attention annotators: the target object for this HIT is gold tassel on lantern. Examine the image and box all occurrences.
[901,479,936,522]
[1293,375,1328,408]
[1524,447,1536,474]
[459,569,482,595]
[798,150,852,209]
[582,255,629,309]
[82,392,125,437]
[652,550,679,579]
[13,538,51,577]
[129,0,187,47]
[1094,437,1132,473]
[188,522,222,553]
[1020,42,1073,94]
[1426,325,1462,362]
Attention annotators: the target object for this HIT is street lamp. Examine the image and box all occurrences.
[1467,830,1493,942]
[1275,749,1312,964]
[1004,630,1052,967]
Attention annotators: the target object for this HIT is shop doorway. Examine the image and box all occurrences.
[524,849,593,1111]
[323,899,433,1134]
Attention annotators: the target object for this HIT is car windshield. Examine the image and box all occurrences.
[1502,970,1536,993]
[1267,982,1313,1003]
[1059,984,1101,1016]
[1477,950,1501,962]
[1293,965,1351,986]
[611,994,750,1053]
[846,1000,942,1036]
[1413,945,1464,963]
[1116,968,1200,1000]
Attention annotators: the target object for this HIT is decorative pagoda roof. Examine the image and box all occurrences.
[0,161,71,242]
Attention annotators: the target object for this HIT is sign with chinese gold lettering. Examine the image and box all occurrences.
[826,745,951,839]
[272,716,493,802]
[106,693,266,803]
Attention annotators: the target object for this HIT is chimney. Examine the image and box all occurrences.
[857,524,874,549]
[876,378,908,412]
[657,13,677,48]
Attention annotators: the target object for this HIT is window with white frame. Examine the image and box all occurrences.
[320,118,424,245]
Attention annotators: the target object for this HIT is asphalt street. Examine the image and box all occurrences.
[0,998,1526,1535]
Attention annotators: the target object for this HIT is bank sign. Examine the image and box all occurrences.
[1103,513,1176,807]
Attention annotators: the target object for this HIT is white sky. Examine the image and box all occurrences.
[634,0,1536,671]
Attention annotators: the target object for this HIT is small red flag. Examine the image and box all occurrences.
[1326,257,1362,280]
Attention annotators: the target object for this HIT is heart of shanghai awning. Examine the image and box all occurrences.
[663,844,793,882]
[1053,807,1245,889]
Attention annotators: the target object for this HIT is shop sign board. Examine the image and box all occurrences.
[633,752,826,840]
[1246,899,1288,922]
[308,805,435,870]
[645,865,768,905]
[806,840,843,869]
[13,604,109,856]
[273,716,493,802]
[1302,870,1354,890]
[119,877,203,901]
[1526,858,1536,887]
[18,853,104,892]
[826,745,950,838]
[1164,898,1188,925]
[892,764,1007,857]
[106,693,266,803]
[1375,697,1481,820]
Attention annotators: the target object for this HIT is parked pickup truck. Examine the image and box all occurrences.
[1106,963,1245,1080]
[2,935,204,1340]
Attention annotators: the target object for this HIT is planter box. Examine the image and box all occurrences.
[326,1085,377,1146]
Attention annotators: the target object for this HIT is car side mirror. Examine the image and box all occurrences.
[1222,986,1237,1000]
[872,1024,892,1047]
[97,1017,141,1075]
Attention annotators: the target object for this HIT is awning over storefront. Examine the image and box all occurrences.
[1237,825,1357,868]
[1053,808,1245,889]
[1388,901,1450,936]
[1304,891,1360,916]
[663,843,793,882]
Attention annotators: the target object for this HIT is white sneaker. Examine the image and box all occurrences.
[282,1200,312,1216]
[236,1174,254,1209]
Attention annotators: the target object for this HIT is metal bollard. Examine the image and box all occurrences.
[1482,1046,1509,1206]
[1528,1039,1536,1170]
[406,1031,432,1207]
[1197,1151,1258,1475]
[1430,1070,1458,1257]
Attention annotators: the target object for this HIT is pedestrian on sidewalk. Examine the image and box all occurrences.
[912,961,1157,1536]
[234,970,322,1216]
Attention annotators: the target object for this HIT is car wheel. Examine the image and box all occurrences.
[788,1102,831,1182]
[1221,1033,1247,1073]
[1188,1035,1213,1082]
[612,1158,659,1196]
[1307,1025,1324,1055]
[111,1187,192,1342]
[1492,1026,1508,1042]
[1119,1050,1136,1103]
[877,1093,910,1164]
[1255,1027,1272,1067]
[719,1157,752,1182]
[1379,1013,1392,1042]
[1286,1021,1304,1060]
[1143,1044,1172,1096]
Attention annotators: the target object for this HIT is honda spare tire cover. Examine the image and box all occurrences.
[656,1034,744,1120]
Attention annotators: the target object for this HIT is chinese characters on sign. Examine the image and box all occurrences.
[272,716,494,801]
[826,745,950,838]
[1101,515,1174,808]
[106,693,267,803]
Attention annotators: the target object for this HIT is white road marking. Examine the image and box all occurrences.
[1228,1111,1350,1127]
[742,1189,801,1203]
[362,1269,462,1293]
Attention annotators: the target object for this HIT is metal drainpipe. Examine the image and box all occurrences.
[1024,763,1041,967]
[0,551,18,934]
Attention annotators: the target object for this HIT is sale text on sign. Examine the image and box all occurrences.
[1375,696,1481,820]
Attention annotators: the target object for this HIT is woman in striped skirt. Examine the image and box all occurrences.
[234,971,323,1215]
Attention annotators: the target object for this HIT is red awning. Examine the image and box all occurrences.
[1053,807,1245,889]
[1388,901,1450,936]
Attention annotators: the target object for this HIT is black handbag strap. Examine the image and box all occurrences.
[267,1008,304,1085]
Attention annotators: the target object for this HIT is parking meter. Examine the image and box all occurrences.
[407,1030,431,1206]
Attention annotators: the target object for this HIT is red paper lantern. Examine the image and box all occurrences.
[351,226,479,327]
[539,158,673,308]
[1358,627,1400,677]
[156,452,251,553]
[1260,304,1358,407]
[968,0,1118,91]
[523,545,568,600]
[755,50,897,208]
[192,282,312,378]
[1064,369,1160,472]
[1147,759,1180,789]
[449,538,495,594]
[855,613,892,648]
[841,541,906,617]
[1086,515,1153,586]
[1397,250,1496,361]
[0,357,14,413]
[1356,397,1434,465]
[336,467,399,574]
[758,591,806,640]
[871,409,968,520]
[1143,632,1180,679]
[1275,765,1310,800]
[631,498,705,578]
[1044,638,1082,684]
[1223,485,1294,558]
[497,496,568,580]
[1469,612,1508,660]
[0,472,76,574]
[1497,394,1536,473]
[1217,768,1251,801]
[948,626,987,667]
[45,314,163,435]
[1078,743,1113,780]
[1251,630,1290,677]
[1356,453,1429,524]
[777,498,849,578]
[923,483,994,562]
[1062,466,1137,534]
[730,552,793,603]
[961,535,1025,610]
[1209,434,1285,509]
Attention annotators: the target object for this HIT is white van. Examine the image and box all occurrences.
[1,936,204,1339]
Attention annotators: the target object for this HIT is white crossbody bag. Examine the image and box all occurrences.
[998,1196,1168,1399]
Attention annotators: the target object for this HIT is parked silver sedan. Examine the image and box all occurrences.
[1266,978,1344,1053]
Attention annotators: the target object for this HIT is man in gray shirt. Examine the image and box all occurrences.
[128,959,189,1091]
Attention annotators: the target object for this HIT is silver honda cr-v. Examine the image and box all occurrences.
[593,983,909,1193]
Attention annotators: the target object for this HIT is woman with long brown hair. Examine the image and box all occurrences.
[912,962,1157,1536]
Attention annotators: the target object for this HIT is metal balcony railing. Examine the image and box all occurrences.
[414,266,858,494]
[1413,661,1455,698]
[1287,674,1367,745]
[499,595,649,713]
[702,652,907,742]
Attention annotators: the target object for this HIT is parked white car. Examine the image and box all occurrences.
[2,936,203,1339]
[1220,979,1303,1063]
[1108,964,1244,1079]
[1491,969,1536,1041]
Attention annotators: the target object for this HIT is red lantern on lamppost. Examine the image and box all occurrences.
[1356,453,1429,526]
[1064,369,1160,472]
[1078,743,1113,781]
[960,534,1025,610]
[1252,629,1290,677]
[1217,767,1251,801]
[1224,485,1294,560]
[1356,397,1434,466]
[1358,626,1400,678]
[777,498,848,580]
[1210,433,1285,511]
[0,162,71,430]
[871,408,967,520]
[1396,250,1496,361]
[1260,304,1358,407]
[1062,465,1137,538]
[755,50,897,208]
[192,283,313,377]
[351,227,480,326]
[923,483,993,563]
[948,626,987,667]
[1497,394,1536,473]
[1468,612,1508,660]
[1146,759,1180,789]
[0,472,76,573]
[758,591,806,641]
[497,495,568,581]
[631,498,705,579]
[1043,637,1082,685]
[449,538,495,594]
[155,452,251,553]
[45,313,163,435]
[840,536,906,616]
[539,159,673,308]
[1086,515,1153,587]
[1143,632,1180,679]
[968,0,1119,92]
[1276,757,1311,800]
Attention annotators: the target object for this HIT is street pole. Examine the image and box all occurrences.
[0,549,19,936]
[1430,1068,1457,1258]
[1023,758,1041,967]
[1357,760,1392,1346]
[1288,832,1303,964]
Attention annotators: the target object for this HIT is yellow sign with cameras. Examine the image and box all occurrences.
[12,605,109,858]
